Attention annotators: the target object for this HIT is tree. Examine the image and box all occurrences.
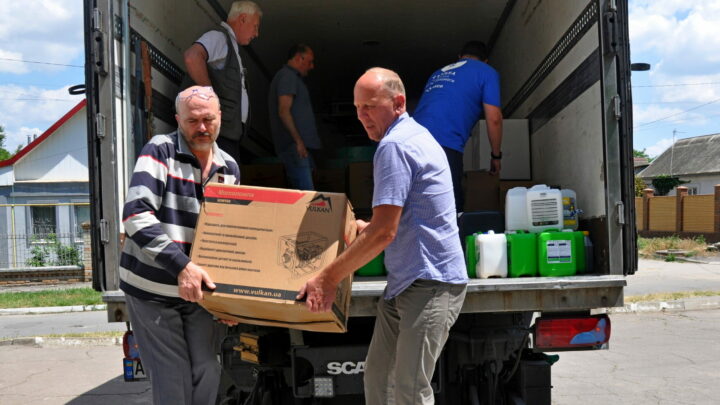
[633,148,653,162]
[0,126,13,161]
[635,176,646,197]
[651,174,688,196]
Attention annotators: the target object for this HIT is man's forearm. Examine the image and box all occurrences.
[320,220,395,285]
[487,121,502,155]
[278,109,304,146]
[184,49,212,86]
[483,104,503,155]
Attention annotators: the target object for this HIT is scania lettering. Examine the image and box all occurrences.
[326,361,366,376]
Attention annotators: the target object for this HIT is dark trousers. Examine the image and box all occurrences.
[443,146,464,213]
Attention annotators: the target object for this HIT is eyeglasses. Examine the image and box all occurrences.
[178,86,217,102]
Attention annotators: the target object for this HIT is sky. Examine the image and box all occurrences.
[0,0,718,157]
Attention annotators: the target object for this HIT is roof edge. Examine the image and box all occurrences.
[0,99,87,168]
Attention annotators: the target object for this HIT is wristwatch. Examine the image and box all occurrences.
[490,151,502,160]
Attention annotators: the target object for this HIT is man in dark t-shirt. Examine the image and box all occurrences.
[268,44,322,190]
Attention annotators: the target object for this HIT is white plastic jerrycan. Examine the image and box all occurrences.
[475,231,508,279]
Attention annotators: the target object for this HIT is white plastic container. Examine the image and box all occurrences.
[561,189,578,230]
[474,231,508,279]
[526,185,563,233]
[505,187,529,231]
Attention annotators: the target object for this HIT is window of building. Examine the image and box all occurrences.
[31,206,57,236]
[74,205,90,240]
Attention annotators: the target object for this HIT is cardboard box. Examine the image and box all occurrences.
[347,162,374,210]
[192,184,357,333]
[464,170,501,212]
[240,164,287,188]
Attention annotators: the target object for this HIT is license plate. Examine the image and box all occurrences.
[123,357,148,381]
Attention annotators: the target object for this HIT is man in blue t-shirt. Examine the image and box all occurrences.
[298,68,467,405]
[414,41,504,212]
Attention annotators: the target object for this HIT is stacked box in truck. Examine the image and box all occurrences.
[84,0,637,403]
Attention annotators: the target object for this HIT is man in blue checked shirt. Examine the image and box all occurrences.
[120,86,240,404]
[299,68,468,405]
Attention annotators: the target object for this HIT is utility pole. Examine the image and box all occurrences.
[670,129,685,177]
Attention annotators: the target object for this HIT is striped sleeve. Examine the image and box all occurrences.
[122,140,191,276]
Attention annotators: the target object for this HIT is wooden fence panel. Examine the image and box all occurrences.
[683,195,714,233]
[635,197,644,231]
[648,196,676,231]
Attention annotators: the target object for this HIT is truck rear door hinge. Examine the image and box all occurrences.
[616,201,625,225]
[603,10,618,55]
[92,8,108,76]
[95,113,106,138]
[612,95,621,120]
[100,219,110,244]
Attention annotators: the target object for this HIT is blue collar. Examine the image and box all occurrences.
[383,112,409,139]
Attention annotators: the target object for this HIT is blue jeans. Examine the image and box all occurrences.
[277,144,315,190]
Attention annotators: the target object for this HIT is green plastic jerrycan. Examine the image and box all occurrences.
[465,234,478,278]
[537,229,578,277]
[356,251,386,276]
[573,230,586,274]
[506,230,538,277]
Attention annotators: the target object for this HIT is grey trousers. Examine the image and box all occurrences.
[126,294,225,405]
[364,279,467,405]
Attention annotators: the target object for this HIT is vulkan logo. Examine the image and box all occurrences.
[308,195,333,213]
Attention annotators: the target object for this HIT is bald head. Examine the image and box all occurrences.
[175,86,220,114]
[354,68,406,142]
[175,86,222,154]
[360,67,406,98]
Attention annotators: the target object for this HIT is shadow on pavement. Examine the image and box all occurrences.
[66,375,151,405]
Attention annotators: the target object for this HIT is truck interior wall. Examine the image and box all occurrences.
[490,1,592,108]
[491,2,606,217]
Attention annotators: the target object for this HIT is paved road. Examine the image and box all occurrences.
[553,309,720,404]
[626,259,720,296]
[0,310,126,339]
[1,309,719,404]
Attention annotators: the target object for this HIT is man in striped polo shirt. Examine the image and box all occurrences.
[120,86,241,404]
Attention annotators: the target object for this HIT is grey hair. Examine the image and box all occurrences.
[366,67,406,97]
[228,1,262,20]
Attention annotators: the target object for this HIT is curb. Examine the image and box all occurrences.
[596,295,720,314]
[0,304,106,316]
[0,336,122,347]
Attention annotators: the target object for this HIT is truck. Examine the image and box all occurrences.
[83,0,639,403]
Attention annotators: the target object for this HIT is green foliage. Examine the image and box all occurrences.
[651,175,689,196]
[26,234,83,267]
[0,125,13,161]
[0,288,102,309]
[694,235,707,245]
[635,176,646,197]
[664,253,676,262]
[633,148,653,160]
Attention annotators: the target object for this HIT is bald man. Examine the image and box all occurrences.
[298,68,467,405]
[120,86,241,404]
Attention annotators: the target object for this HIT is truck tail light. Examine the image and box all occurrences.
[123,330,141,360]
[533,314,610,351]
